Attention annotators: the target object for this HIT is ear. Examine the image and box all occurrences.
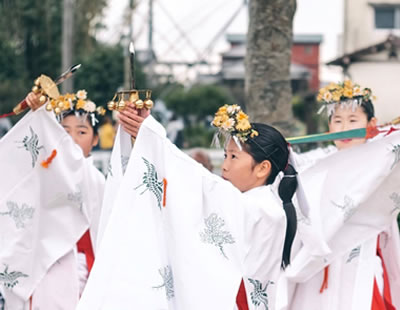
[92,134,99,147]
[255,159,272,180]
[368,117,377,128]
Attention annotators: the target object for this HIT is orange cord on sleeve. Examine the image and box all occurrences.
[319,265,330,293]
[41,149,57,168]
[163,178,167,207]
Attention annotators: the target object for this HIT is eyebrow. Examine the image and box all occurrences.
[225,148,239,153]
[62,124,89,129]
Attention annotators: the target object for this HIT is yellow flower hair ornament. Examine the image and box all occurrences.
[317,80,375,117]
[211,105,258,148]
[45,89,106,127]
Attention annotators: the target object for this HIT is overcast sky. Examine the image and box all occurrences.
[99,0,344,82]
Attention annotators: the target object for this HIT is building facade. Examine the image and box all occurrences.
[329,0,400,123]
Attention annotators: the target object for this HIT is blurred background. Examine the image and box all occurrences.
[1,0,399,163]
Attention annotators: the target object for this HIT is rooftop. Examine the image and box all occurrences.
[327,35,400,66]
[226,33,323,45]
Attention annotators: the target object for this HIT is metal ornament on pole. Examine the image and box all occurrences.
[107,42,154,112]
[13,64,81,115]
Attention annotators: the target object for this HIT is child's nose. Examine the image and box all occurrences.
[342,122,350,131]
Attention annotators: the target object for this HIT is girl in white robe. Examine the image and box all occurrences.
[0,91,106,310]
[282,81,400,310]
[78,104,302,310]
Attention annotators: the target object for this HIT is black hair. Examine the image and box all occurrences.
[360,99,375,121]
[60,110,100,135]
[243,123,298,269]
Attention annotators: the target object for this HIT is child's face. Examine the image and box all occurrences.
[222,139,265,192]
[61,115,98,158]
[329,105,377,150]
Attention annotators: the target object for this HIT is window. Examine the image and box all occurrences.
[374,6,400,29]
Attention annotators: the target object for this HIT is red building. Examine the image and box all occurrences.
[220,34,323,93]
[291,35,322,91]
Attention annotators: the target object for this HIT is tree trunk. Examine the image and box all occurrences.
[62,0,75,93]
[245,0,296,135]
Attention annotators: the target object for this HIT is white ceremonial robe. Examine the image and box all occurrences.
[78,116,287,310]
[0,107,105,310]
[279,127,400,310]
[95,126,132,251]
[380,219,400,307]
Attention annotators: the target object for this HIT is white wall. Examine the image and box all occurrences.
[344,0,400,53]
[348,61,400,123]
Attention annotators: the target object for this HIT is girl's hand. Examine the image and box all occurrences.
[117,102,150,138]
[25,92,44,111]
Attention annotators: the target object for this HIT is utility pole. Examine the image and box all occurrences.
[124,0,134,89]
[148,0,153,53]
[147,0,155,86]
[62,0,75,93]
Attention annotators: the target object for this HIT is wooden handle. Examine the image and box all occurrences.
[13,99,28,115]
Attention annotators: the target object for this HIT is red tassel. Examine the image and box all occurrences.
[384,126,400,137]
[366,126,381,139]
[41,149,57,168]
[0,112,16,119]
[319,265,329,293]
[163,178,167,207]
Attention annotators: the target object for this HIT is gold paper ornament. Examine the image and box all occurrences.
[54,107,61,115]
[144,99,154,109]
[107,101,116,111]
[117,100,126,111]
[129,91,139,102]
[45,103,53,111]
[96,106,106,116]
[39,95,47,104]
[32,86,40,94]
[135,99,144,109]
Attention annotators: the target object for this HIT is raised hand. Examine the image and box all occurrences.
[25,92,44,111]
[117,102,151,138]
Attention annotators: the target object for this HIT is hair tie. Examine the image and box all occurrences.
[283,174,297,178]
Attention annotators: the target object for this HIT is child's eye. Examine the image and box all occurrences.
[350,119,358,123]
[223,153,227,159]
[231,154,237,159]
[79,131,87,135]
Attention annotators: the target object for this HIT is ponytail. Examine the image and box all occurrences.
[243,123,298,269]
[278,164,298,269]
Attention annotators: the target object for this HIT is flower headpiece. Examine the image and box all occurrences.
[317,80,375,117]
[45,89,106,127]
[211,105,258,148]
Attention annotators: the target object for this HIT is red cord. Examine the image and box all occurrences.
[163,178,167,207]
[41,149,57,168]
[319,265,329,293]
[0,112,15,119]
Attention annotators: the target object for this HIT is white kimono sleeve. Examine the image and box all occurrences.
[286,128,400,282]
[0,107,98,308]
[78,116,287,310]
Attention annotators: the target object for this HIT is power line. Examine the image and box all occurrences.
[160,0,233,58]
[154,0,204,60]
[200,0,247,62]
